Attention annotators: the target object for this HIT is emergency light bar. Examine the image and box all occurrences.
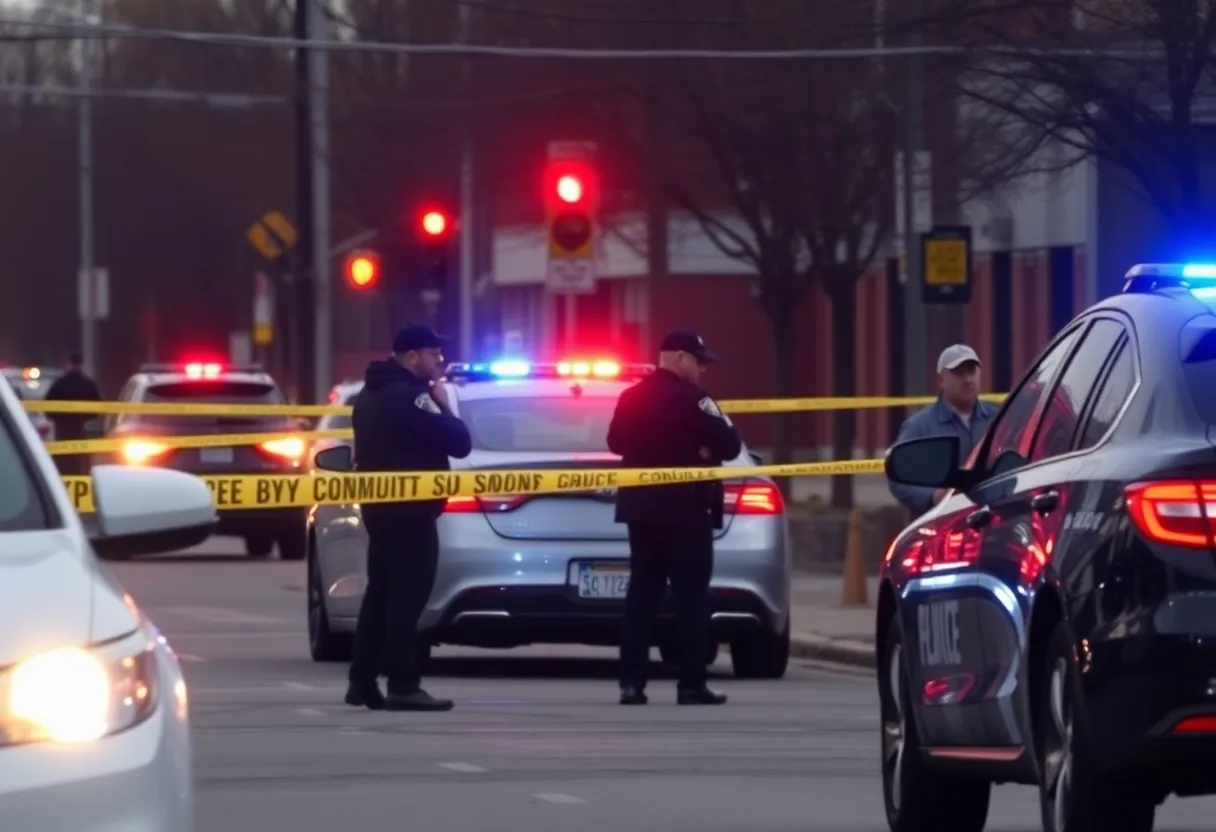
[138,362,266,377]
[1122,263,1216,296]
[446,359,655,383]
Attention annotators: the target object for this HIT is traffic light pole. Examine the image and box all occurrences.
[901,0,928,396]
[309,0,332,403]
[457,3,475,361]
[77,0,97,378]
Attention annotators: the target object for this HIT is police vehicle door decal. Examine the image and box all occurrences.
[919,600,962,666]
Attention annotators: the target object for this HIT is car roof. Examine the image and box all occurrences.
[330,377,630,404]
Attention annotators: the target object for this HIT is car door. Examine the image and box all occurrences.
[952,315,1132,749]
[902,322,1086,749]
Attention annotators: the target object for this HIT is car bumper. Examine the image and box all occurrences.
[319,514,790,646]
[0,636,193,832]
[216,507,307,536]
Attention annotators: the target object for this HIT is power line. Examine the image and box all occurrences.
[0,83,289,105]
[0,17,1171,59]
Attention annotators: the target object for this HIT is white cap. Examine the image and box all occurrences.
[937,344,981,372]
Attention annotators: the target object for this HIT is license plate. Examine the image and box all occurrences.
[200,447,234,464]
[576,563,630,599]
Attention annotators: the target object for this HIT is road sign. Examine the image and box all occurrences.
[546,259,597,294]
[77,267,109,321]
[253,271,274,344]
[246,210,298,261]
[922,225,973,304]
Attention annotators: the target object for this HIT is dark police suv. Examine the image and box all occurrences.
[879,263,1216,832]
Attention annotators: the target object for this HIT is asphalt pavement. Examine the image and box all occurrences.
[107,538,1216,832]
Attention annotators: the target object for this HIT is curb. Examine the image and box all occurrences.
[790,632,875,669]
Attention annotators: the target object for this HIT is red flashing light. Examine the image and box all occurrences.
[556,174,584,205]
[421,211,448,237]
[556,359,620,378]
[184,362,223,380]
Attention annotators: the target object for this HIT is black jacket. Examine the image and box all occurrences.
[44,369,103,441]
[607,368,742,529]
[352,359,472,520]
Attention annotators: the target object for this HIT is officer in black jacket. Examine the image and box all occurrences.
[607,329,742,706]
[43,352,103,477]
[345,324,473,712]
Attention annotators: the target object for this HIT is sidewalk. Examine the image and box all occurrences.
[789,571,877,669]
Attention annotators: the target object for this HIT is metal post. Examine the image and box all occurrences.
[293,0,316,403]
[77,0,96,377]
[901,6,928,395]
[309,0,331,403]
[457,4,475,360]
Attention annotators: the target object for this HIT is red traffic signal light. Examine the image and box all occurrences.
[556,174,584,205]
[345,250,379,289]
[545,159,597,210]
[420,210,448,238]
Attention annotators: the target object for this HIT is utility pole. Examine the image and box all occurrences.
[457,3,475,361]
[309,0,332,403]
[77,0,96,378]
[901,0,928,395]
[293,0,317,403]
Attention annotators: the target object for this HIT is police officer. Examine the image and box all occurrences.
[43,352,103,477]
[344,323,473,712]
[887,343,995,518]
[607,329,742,706]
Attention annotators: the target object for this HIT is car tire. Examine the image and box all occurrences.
[277,529,307,561]
[308,548,352,663]
[879,624,990,832]
[658,638,719,667]
[245,535,274,558]
[730,620,790,679]
[1037,621,1155,832]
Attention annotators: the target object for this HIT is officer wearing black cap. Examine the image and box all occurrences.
[344,323,472,712]
[607,329,742,706]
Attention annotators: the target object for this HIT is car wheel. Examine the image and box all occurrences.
[658,638,719,666]
[308,548,351,663]
[729,620,790,679]
[277,529,307,561]
[245,535,274,558]
[879,624,990,832]
[1037,621,1155,832]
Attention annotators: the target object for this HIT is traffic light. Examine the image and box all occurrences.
[344,249,380,290]
[417,207,453,285]
[545,158,598,260]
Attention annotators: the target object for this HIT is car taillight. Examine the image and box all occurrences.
[1125,481,1216,548]
[1172,715,1216,733]
[260,436,306,461]
[122,439,169,465]
[444,495,527,513]
[900,528,981,575]
[723,483,783,515]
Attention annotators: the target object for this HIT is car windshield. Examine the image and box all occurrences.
[131,380,293,431]
[0,402,52,532]
[458,395,619,453]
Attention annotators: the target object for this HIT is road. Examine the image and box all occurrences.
[109,539,1216,832]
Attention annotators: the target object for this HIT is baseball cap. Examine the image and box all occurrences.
[392,323,449,354]
[660,329,721,363]
[937,344,981,372]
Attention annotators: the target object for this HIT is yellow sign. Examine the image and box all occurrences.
[924,238,969,286]
[61,458,888,514]
[253,322,273,346]
[246,210,298,261]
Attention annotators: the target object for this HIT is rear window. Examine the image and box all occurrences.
[136,381,290,430]
[459,396,616,453]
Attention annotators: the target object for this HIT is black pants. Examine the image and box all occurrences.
[348,512,439,695]
[619,521,714,691]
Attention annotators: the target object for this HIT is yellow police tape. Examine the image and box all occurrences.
[61,458,888,513]
[45,429,352,456]
[26,392,1008,418]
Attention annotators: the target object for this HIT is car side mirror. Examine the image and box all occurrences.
[88,466,217,559]
[748,451,763,465]
[885,435,964,489]
[314,445,353,472]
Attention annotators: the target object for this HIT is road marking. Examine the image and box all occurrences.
[295,707,325,717]
[177,653,204,662]
[437,762,486,773]
[533,793,586,805]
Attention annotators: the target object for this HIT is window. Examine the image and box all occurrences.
[0,407,52,533]
[321,392,357,431]
[1077,343,1135,449]
[458,396,619,453]
[1029,319,1126,463]
[134,380,291,431]
[983,327,1082,474]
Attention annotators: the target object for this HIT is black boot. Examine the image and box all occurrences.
[344,681,386,710]
[385,689,454,711]
[677,686,727,705]
[619,686,648,705]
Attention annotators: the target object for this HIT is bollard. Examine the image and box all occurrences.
[840,507,868,606]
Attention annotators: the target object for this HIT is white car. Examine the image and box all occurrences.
[0,376,217,830]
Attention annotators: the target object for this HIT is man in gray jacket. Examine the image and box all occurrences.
[887,344,996,518]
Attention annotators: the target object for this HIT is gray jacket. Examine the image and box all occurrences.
[887,396,995,518]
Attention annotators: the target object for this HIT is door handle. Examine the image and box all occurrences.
[1031,490,1060,514]
[965,506,993,529]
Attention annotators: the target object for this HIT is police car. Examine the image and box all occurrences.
[879,262,1216,832]
[306,359,792,678]
[105,361,309,560]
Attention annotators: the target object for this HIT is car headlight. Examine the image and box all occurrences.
[0,632,158,746]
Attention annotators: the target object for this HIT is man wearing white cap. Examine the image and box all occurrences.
[887,344,996,517]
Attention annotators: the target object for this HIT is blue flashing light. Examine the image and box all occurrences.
[488,360,531,377]
[1183,263,1216,279]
